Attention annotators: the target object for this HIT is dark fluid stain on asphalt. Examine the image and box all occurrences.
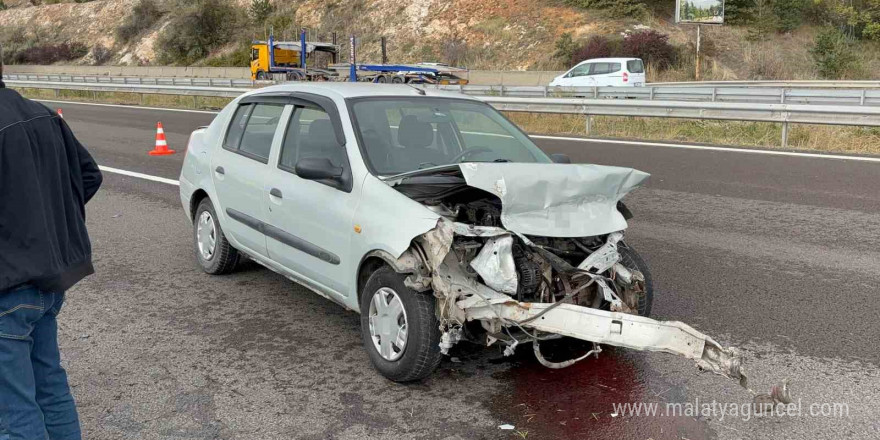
[485,340,712,440]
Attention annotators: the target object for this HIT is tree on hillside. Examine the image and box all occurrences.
[811,26,857,78]
[156,0,238,64]
[553,33,577,66]
[249,0,274,25]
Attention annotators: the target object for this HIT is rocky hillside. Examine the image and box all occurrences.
[3,0,878,80]
[0,0,652,69]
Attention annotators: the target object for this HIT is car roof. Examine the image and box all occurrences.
[243,82,481,101]
[576,57,642,64]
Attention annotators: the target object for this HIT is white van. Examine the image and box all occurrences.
[549,58,646,87]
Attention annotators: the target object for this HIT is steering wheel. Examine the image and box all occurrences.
[450,147,493,163]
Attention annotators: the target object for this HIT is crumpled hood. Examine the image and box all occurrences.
[458,162,650,237]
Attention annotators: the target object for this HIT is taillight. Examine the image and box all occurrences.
[623,72,629,82]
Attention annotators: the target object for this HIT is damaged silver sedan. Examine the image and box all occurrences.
[180,84,777,398]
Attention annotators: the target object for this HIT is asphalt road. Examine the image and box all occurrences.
[42,100,880,440]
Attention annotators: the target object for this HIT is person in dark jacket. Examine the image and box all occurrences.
[0,58,102,440]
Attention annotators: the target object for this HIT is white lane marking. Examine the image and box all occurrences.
[35,99,880,163]
[530,135,880,163]
[99,166,180,186]
[36,100,219,115]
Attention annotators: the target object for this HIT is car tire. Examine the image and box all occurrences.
[360,267,442,382]
[256,71,268,81]
[618,244,654,317]
[193,198,240,275]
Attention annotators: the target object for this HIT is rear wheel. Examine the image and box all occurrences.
[193,199,240,275]
[255,71,268,80]
[618,244,654,317]
[376,75,388,83]
[360,267,442,382]
[391,76,405,84]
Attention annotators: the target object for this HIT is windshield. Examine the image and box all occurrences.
[349,98,551,176]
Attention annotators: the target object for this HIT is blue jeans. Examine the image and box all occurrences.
[0,285,81,440]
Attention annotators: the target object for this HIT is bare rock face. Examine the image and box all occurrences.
[0,0,135,59]
[0,0,596,68]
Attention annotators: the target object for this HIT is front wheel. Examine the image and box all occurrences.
[360,267,442,382]
[193,198,240,275]
[618,244,654,317]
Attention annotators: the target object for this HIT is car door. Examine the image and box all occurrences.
[264,99,357,298]
[589,62,612,86]
[565,62,595,87]
[212,101,286,258]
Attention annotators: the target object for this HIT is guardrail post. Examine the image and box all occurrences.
[649,87,655,100]
[712,87,717,102]
[781,119,790,148]
[500,85,505,97]
[593,87,598,99]
[861,89,866,106]
[543,86,548,97]
[780,89,786,104]
[585,113,592,136]
[193,95,198,109]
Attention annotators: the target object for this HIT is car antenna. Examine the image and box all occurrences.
[408,84,426,96]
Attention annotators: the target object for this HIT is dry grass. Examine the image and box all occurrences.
[15,88,232,110]
[506,112,880,155]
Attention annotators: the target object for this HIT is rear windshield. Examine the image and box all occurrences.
[627,59,645,73]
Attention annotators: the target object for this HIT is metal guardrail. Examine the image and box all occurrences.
[7,79,880,148]
[2,73,269,88]
[650,80,880,88]
[8,74,880,106]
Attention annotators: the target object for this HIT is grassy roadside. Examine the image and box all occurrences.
[506,113,880,155]
[15,88,880,156]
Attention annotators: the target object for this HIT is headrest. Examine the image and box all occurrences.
[397,115,434,149]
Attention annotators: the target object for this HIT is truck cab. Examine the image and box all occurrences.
[250,35,339,81]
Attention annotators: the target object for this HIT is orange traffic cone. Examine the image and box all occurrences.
[149,122,176,156]
[57,108,64,119]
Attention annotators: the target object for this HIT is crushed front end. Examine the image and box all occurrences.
[385,163,786,398]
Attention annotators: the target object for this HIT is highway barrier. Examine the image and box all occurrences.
[6,78,880,148]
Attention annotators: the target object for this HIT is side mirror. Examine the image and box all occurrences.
[550,153,572,164]
[295,157,343,181]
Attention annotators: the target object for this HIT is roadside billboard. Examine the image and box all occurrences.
[675,0,724,24]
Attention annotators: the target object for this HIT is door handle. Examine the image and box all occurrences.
[215,166,225,175]
[270,188,283,199]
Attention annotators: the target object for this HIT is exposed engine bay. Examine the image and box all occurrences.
[383,162,790,402]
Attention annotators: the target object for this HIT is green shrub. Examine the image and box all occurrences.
[12,42,88,64]
[117,0,163,44]
[810,26,857,79]
[156,0,238,65]
[0,2,7,11]
[773,0,808,32]
[565,0,646,19]
[203,43,252,67]
[553,33,578,66]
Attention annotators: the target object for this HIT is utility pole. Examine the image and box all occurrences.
[349,36,357,82]
[695,25,701,81]
[381,37,388,65]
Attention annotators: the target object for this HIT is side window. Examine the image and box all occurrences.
[569,63,592,77]
[627,59,644,73]
[238,103,284,162]
[251,48,259,62]
[279,106,344,172]
[590,63,611,75]
[224,104,253,151]
[609,62,621,73]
